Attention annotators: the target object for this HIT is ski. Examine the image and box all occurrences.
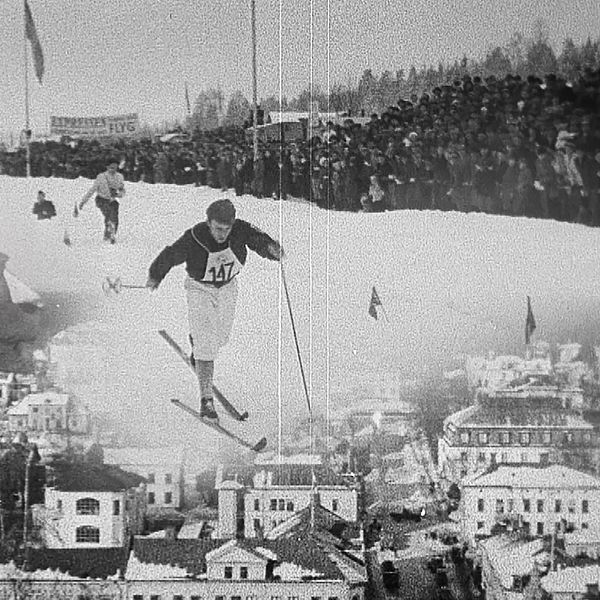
[170,399,266,452]
[158,329,249,421]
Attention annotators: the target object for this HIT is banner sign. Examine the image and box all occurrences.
[50,113,139,137]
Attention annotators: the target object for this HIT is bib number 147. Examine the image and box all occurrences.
[208,262,235,283]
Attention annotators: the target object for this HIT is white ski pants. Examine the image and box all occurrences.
[184,276,238,361]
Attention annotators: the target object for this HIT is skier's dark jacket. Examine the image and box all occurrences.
[149,219,277,287]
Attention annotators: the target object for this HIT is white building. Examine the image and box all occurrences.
[104,446,185,509]
[460,464,600,543]
[32,459,146,548]
[542,565,600,599]
[478,535,549,600]
[127,535,367,600]
[6,391,90,434]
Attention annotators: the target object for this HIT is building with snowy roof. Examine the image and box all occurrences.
[104,446,185,510]
[31,458,146,549]
[126,534,367,600]
[460,464,600,543]
[438,381,595,482]
[541,564,600,599]
[6,391,90,435]
[478,535,549,599]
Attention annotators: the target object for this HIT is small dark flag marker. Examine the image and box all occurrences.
[525,295,536,345]
[368,286,382,320]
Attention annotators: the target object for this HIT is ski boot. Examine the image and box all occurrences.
[200,397,218,421]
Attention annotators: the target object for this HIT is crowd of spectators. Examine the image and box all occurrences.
[1,67,599,225]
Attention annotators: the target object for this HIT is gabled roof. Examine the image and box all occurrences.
[130,535,363,582]
[48,459,146,492]
[463,464,600,490]
[25,547,129,579]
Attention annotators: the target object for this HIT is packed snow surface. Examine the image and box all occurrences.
[1,175,598,465]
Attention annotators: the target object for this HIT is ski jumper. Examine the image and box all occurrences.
[148,219,278,360]
[81,171,125,239]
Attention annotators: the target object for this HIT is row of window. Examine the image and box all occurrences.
[72,498,121,516]
[146,473,173,484]
[457,430,591,446]
[477,521,589,535]
[477,498,590,514]
[131,596,340,600]
[459,451,549,464]
[253,498,340,513]
[148,491,173,504]
[224,566,248,579]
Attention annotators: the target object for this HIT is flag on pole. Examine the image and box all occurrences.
[184,82,191,115]
[525,295,536,345]
[25,1,44,83]
[368,286,382,320]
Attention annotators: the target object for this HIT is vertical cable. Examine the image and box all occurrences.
[308,0,314,462]
[277,0,284,466]
[325,0,331,458]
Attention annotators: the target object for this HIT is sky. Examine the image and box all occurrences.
[0,0,599,140]
[2,175,600,468]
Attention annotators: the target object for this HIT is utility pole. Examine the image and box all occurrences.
[251,0,258,161]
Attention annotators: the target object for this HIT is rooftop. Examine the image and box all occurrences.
[542,564,600,594]
[463,464,600,490]
[48,459,146,492]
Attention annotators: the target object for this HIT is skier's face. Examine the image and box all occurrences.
[208,220,233,244]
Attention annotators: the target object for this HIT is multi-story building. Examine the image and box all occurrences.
[32,458,146,548]
[6,391,90,435]
[104,446,185,510]
[460,464,600,543]
[438,381,594,481]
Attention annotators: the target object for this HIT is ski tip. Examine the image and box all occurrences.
[170,398,179,404]
[252,437,267,453]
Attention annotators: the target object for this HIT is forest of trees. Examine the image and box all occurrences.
[188,24,600,131]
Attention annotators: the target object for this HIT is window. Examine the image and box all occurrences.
[477,521,484,530]
[496,499,504,514]
[332,499,339,512]
[164,492,172,504]
[583,500,589,513]
[253,518,261,532]
[216,596,225,600]
[240,566,248,579]
[150,596,161,600]
[520,432,530,445]
[478,452,486,463]
[147,473,155,484]
[225,566,233,579]
[460,432,470,444]
[583,432,592,444]
[478,432,488,445]
[191,596,202,600]
[311,597,322,600]
[500,431,510,445]
[174,596,183,600]
[542,432,551,445]
[113,500,120,516]
[133,596,143,600]
[56,499,62,511]
[555,499,562,513]
[460,452,468,463]
[523,499,531,512]
[163,473,171,484]
[76,498,100,516]
[254,499,260,511]
[537,522,544,535]
[537,500,544,513]
[507,499,514,512]
[270,499,277,510]
[582,522,589,529]
[477,498,484,512]
[278,499,285,511]
[568,502,576,514]
[286,501,294,512]
[75,526,100,543]
[231,596,242,600]
[148,492,155,504]
[564,432,574,444]
[540,453,549,465]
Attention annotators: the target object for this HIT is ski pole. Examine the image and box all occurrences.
[102,276,146,295]
[280,261,311,415]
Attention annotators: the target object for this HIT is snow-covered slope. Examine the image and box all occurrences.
[1,175,598,465]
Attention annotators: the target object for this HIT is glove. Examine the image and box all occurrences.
[145,277,159,291]
[268,242,284,261]
[73,203,80,218]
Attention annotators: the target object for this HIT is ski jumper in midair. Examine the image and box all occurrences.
[146,199,283,420]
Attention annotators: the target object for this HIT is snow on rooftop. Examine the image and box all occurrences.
[254,546,278,561]
[125,552,192,580]
[464,464,600,489]
[542,565,600,594]
[254,453,323,466]
[273,561,324,581]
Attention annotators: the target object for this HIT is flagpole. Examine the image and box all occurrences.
[251,0,258,161]
[23,0,31,178]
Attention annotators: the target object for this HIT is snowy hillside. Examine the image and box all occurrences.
[1,175,599,465]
